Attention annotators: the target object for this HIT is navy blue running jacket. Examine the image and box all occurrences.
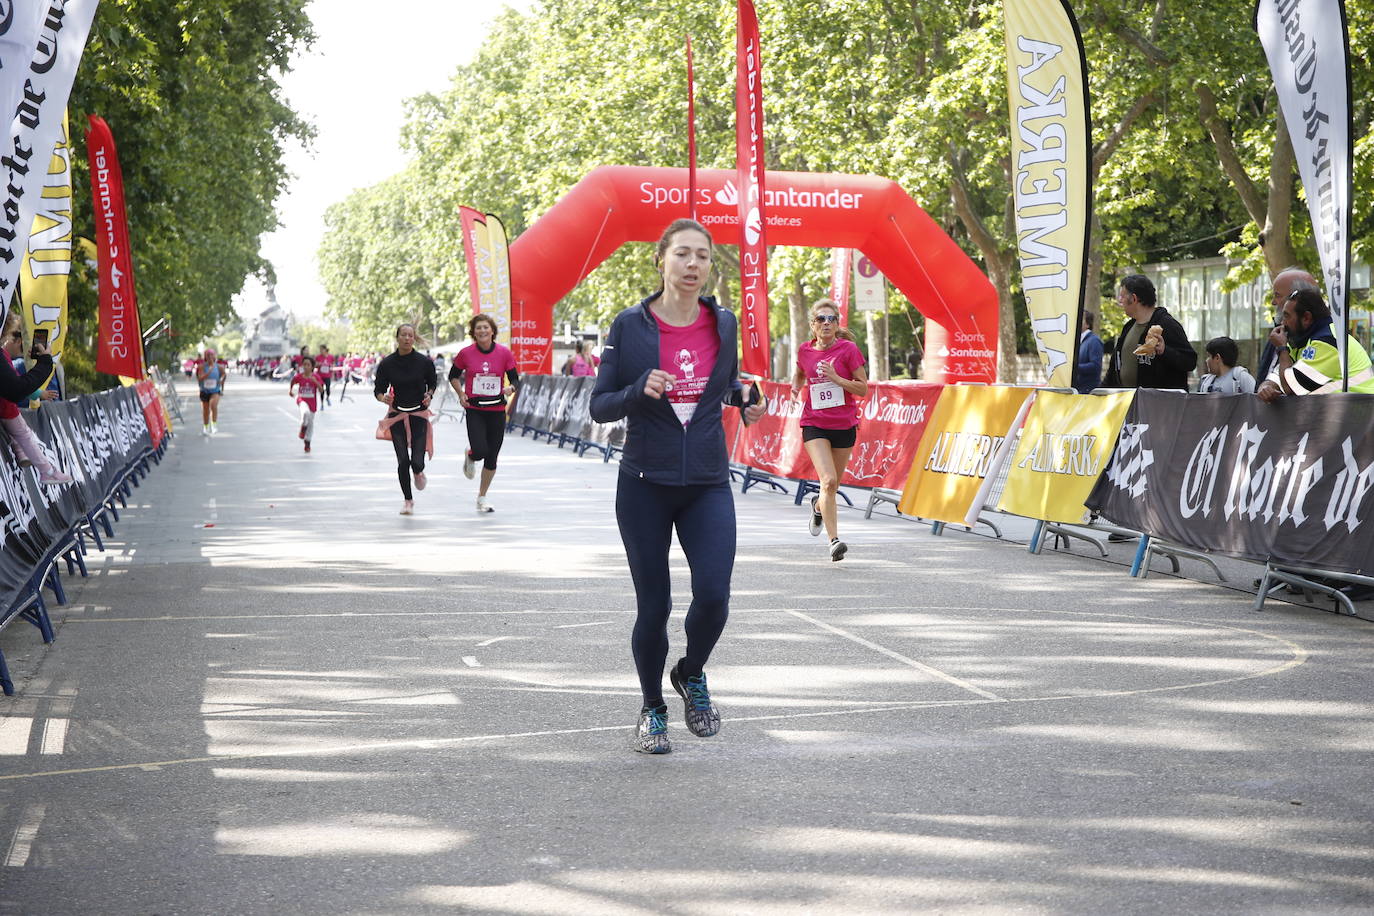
[590,293,752,486]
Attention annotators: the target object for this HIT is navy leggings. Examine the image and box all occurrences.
[389,412,428,499]
[615,474,735,705]
[464,408,506,470]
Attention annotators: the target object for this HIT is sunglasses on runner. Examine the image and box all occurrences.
[812,315,840,324]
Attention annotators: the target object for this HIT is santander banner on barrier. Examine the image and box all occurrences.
[730,380,943,491]
[506,165,998,382]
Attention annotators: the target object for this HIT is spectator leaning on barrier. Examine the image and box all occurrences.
[1104,274,1197,390]
[1198,337,1256,394]
[0,310,71,484]
[1256,287,1374,402]
[1258,267,1318,382]
[1075,311,1104,393]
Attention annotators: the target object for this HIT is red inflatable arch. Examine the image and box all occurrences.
[508,165,997,382]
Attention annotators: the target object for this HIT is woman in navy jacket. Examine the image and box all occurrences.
[591,218,766,754]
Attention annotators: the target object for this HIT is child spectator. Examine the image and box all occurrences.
[1198,336,1256,394]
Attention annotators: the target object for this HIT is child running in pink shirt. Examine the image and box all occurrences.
[289,356,324,453]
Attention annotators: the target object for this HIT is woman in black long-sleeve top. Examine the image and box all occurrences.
[373,323,437,515]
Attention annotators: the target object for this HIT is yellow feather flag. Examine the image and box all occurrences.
[20,112,74,393]
[1002,0,1092,389]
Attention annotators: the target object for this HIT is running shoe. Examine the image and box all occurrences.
[39,470,73,485]
[633,704,671,754]
[414,471,427,490]
[477,496,493,513]
[299,423,306,439]
[829,538,848,562]
[210,423,218,436]
[304,441,311,453]
[400,500,414,516]
[201,425,210,437]
[463,451,476,479]
[669,662,721,737]
[808,495,823,537]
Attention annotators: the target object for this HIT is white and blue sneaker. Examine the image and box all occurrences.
[670,663,721,737]
[633,704,671,754]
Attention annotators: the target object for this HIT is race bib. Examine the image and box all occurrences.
[473,374,501,396]
[200,378,217,391]
[809,380,843,410]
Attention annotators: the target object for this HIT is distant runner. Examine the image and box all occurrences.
[196,348,226,436]
[289,355,324,453]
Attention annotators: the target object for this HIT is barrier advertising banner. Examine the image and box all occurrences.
[998,389,1135,523]
[899,384,1033,524]
[1002,0,1092,390]
[1,386,153,613]
[726,380,942,491]
[88,115,146,379]
[845,382,943,490]
[1255,0,1353,378]
[732,380,809,478]
[1086,389,1374,575]
[0,0,97,315]
[735,0,770,378]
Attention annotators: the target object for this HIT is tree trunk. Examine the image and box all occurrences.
[1086,210,1105,321]
[866,310,890,381]
[788,276,807,381]
[948,152,1019,382]
[1197,82,1299,276]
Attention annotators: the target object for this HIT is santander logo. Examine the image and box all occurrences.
[716,181,739,206]
[744,207,763,245]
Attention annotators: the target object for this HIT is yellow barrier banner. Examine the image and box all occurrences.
[997,390,1134,523]
[20,112,73,391]
[898,385,1033,524]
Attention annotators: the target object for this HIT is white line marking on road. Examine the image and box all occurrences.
[3,805,45,867]
[784,608,1003,700]
[0,642,1303,782]
[475,637,517,647]
[462,656,482,668]
[39,719,67,755]
[0,717,33,755]
[276,405,298,422]
[553,621,611,629]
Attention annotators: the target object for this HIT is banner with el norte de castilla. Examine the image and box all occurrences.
[0,3,46,152]
[1002,0,1092,390]
[1086,389,1374,575]
[21,111,73,375]
[1255,0,1353,378]
[997,389,1135,524]
[0,0,98,317]
[899,384,1034,525]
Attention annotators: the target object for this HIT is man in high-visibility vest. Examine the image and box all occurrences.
[1257,287,1374,402]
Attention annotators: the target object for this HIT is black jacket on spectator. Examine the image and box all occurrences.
[0,352,54,404]
[1104,306,1196,390]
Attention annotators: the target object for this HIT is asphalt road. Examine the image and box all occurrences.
[1,376,1371,915]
